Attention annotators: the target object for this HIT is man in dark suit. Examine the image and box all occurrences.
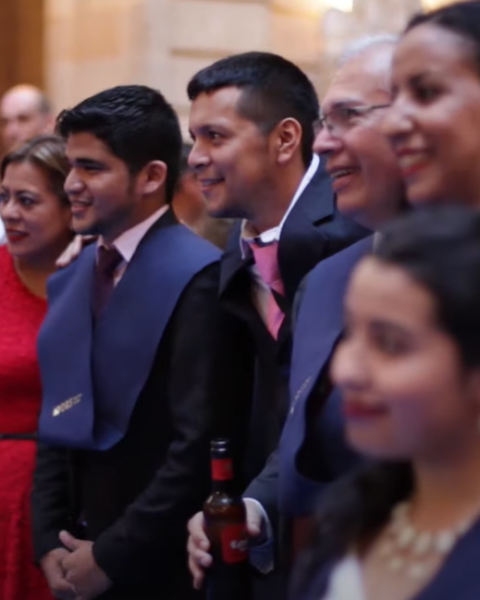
[187,38,405,586]
[32,85,251,600]
[186,52,368,595]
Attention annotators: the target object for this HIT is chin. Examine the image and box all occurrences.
[405,178,446,206]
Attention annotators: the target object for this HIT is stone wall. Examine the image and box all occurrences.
[45,0,431,132]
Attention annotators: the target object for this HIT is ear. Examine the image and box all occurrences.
[139,160,168,196]
[273,118,303,166]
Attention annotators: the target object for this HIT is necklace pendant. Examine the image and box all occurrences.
[407,563,428,580]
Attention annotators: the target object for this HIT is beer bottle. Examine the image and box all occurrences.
[204,438,252,600]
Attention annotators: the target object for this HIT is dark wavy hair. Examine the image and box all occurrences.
[292,205,480,599]
[406,0,480,75]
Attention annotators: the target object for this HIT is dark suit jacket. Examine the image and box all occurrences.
[219,161,369,485]
[32,210,253,600]
[296,510,480,600]
[245,238,373,572]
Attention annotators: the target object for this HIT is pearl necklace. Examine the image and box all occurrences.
[379,502,472,580]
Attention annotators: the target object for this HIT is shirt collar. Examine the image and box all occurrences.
[98,205,169,263]
[239,154,320,259]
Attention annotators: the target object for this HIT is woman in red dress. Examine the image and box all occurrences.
[0,135,73,600]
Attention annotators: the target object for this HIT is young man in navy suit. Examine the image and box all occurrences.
[32,85,250,600]
[187,37,406,588]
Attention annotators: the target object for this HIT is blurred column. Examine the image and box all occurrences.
[0,0,44,95]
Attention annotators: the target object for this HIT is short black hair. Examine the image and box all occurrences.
[406,0,480,76]
[56,85,182,202]
[187,52,319,167]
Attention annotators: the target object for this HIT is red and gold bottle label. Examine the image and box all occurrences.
[221,523,249,564]
[211,458,234,481]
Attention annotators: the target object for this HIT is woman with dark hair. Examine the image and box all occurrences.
[294,206,480,600]
[0,135,73,600]
[384,0,480,207]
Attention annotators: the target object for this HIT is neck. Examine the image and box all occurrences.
[101,199,166,246]
[410,435,480,529]
[245,165,307,234]
[14,255,58,298]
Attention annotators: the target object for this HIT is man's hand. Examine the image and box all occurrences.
[56,235,97,269]
[187,500,264,590]
[40,547,77,600]
[59,531,111,600]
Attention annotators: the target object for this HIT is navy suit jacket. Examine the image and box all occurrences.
[32,210,252,600]
[246,237,373,523]
[297,513,480,600]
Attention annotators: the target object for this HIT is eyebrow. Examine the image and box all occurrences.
[68,158,105,168]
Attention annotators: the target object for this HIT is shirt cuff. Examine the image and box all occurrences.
[243,498,274,574]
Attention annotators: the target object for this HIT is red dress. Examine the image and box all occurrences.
[0,246,53,600]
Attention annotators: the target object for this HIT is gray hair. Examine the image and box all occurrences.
[338,34,399,66]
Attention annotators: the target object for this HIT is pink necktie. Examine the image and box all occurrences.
[249,240,285,339]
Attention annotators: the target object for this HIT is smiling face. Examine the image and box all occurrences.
[188,87,278,222]
[0,161,72,265]
[384,24,480,207]
[64,132,143,244]
[314,46,404,230]
[331,256,480,461]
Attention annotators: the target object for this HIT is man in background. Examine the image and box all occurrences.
[0,84,54,151]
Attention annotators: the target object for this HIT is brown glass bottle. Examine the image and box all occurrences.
[204,439,252,600]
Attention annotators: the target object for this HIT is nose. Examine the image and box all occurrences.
[64,169,84,197]
[188,140,211,173]
[313,126,343,156]
[0,197,21,222]
[330,335,370,394]
[382,97,414,141]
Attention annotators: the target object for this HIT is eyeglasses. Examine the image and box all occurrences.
[317,103,391,138]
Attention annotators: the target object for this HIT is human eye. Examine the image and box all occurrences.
[18,194,36,207]
[371,327,412,356]
[0,190,8,204]
[339,106,362,125]
[411,78,441,103]
[207,130,223,142]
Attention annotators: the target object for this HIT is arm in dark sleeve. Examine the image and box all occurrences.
[31,443,75,561]
[92,263,254,585]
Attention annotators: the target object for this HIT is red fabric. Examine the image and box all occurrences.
[0,246,53,600]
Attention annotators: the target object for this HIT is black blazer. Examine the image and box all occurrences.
[219,161,369,482]
[32,210,253,600]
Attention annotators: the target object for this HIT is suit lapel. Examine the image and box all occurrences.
[278,161,335,302]
[39,217,220,450]
[38,245,97,448]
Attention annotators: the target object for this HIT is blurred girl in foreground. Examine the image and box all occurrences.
[294,206,480,600]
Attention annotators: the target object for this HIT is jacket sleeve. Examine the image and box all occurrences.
[92,263,254,586]
[31,443,76,561]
